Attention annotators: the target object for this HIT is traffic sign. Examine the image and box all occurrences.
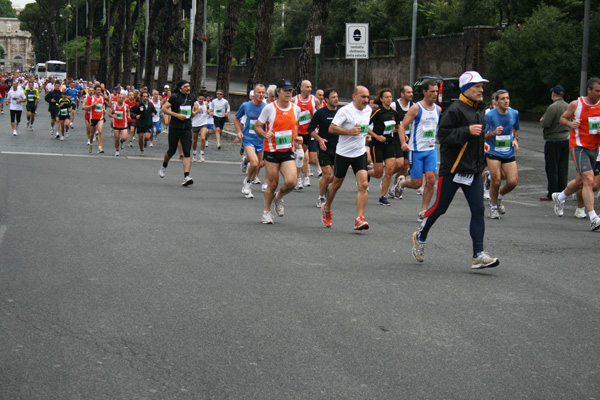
[346,23,369,59]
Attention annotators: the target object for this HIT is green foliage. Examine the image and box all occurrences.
[0,0,16,17]
[485,4,584,109]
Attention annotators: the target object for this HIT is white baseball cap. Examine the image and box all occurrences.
[164,84,169,88]
[459,71,489,92]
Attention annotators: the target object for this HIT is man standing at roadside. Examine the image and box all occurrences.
[540,85,570,201]
[411,71,499,270]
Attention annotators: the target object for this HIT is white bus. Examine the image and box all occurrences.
[33,63,46,77]
[44,60,67,81]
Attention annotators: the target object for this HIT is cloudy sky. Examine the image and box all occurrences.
[12,0,34,8]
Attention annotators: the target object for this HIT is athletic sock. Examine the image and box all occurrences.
[589,210,598,221]
[557,192,568,203]
[184,172,190,178]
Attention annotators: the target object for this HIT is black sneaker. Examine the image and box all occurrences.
[379,196,390,206]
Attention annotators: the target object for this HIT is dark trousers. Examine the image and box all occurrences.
[544,140,569,197]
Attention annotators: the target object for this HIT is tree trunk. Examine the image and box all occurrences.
[215,0,244,97]
[249,0,274,90]
[109,0,124,88]
[144,0,166,88]
[122,0,140,85]
[294,0,332,90]
[190,0,205,93]
[170,0,185,84]
[98,0,116,85]
[157,3,174,90]
[84,0,98,81]
[134,17,145,87]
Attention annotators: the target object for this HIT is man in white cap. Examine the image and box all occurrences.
[411,71,500,270]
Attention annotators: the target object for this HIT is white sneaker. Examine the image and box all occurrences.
[304,177,311,187]
[192,151,197,162]
[252,177,261,185]
[295,178,303,190]
[483,188,490,200]
[200,154,205,162]
[245,190,254,199]
[317,168,322,177]
[574,208,587,219]
[591,216,600,231]
[471,251,500,269]
[261,183,267,192]
[149,142,153,147]
[273,192,285,216]
[262,211,274,224]
[158,166,166,178]
[115,151,120,157]
[416,187,424,195]
[497,198,506,214]
[12,130,17,136]
[182,176,194,187]
[552,192,564,217]
[242,178,252,195]
[241,157,248,173]
[60,135,64,141]
[316,196,326,208]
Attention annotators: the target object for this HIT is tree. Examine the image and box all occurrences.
[0,0,16,17]
[157,0,174,90]
[144,0,167,88]
[84,0,101,80]
[18,3,51,63]
[294,0,332,90]
[23,0,69,60]
[215,0,244,97]
[108,0,125,87]
[190,0,205,93]
[122,0,141,85]
[171,0,185,84]
[249,0,274,89]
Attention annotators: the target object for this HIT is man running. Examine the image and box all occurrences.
[57,91,73,140]
[209,89,230,149]
[254,79,302,224]
[45,81,63,138]
[108,93,129,156]
[66,81,79,129]
[150,89,163,142]
[6,80,25,136]
[411,71,499,269]
[24,80,39,130]
[158,80,195,186]
[129,91,156,156]
[485,89,520,219]
[552,77,600,230]
[389,85,413,198]
[309,88,339,208]
[191,92,208,162]
[82,84,106,154]
[235,84,267,199]
[321,85,372,230]
[293,80,322,189]
[396,80,441,221]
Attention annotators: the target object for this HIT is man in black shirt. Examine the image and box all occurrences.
[130,91,156,156]
[45,81,63,137]
[158,80,195,186]
[308,88,339,208]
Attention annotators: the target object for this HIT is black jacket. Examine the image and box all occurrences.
[129,101,156,127]
[45,90,62,111]
[438,95,487,176]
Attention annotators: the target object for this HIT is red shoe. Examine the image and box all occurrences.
[321,204,332,227]
[354,216,369,230]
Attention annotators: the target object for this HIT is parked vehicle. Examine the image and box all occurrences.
[413,75,460,111]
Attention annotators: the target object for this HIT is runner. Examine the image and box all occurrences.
[367,88,401,206]
[108,93,129,156]
[6,80,25,136]
[129,91,156,156]
[484,89,520,219]
[162,86,172,134]
[574,152,600,218]
[56,91,73,140]
[44,81,62,138]
[158,80,195,186]
[234,84,267,199]
[293,80,322,189]
[82,84,106,154]
[395,80,442,221]
[254,79,302,223]
[0,78,9,114]
[411,71,499,269]
[66,81,79,129]
[320,85,372,230]
[24,81,39,130]
[209,89,230,149]
[150,89,163,142]
[552,77,600,230]
[389,85,413,198]
[125,91,137,147]
[191,92,208,162]
[308,88,339,208]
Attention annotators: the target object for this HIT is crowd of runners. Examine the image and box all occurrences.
[4,71,600,269]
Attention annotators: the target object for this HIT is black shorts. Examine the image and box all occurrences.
[393,141,404,159]
[10,110,22,123]
[89,118,102,127]
[370,139,396,163]
[192,125,207,133]
[128,122,136,128]
[59,115,70,121]
[26,105,37,113]
[137,125,152,134]
[71,103,77,109]
[213,116,226,130]
[49,108,59,119]
[487,154,516,164]
[264,151,295,164]
[334,152,368,179]
[300,134,311,147]
[308,137,318,152]
[318,146,337,167]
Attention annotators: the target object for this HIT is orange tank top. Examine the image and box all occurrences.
[295,94,315,135]
[112,103,128,129]
[264,102,297,153]
[570,96,600,150]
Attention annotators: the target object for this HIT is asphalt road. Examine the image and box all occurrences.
[1,108,599,399]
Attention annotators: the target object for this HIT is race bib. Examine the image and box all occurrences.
[94,104,103,112]
[248,119,257,135]
[27,94,35,102]
[115,111,124,119]
[298,110,311,125]
[180,105,192,119]
[359,124,369,135]
[274,130,292,150]
[383,120,395,135]
[495,134,511,152]
[589,117,600,135]
[453,173,474,186]
[60,108,68,116]
[423,128,435,139]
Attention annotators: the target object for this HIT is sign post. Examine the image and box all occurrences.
[315,35,321,90]
[345,23,369,88]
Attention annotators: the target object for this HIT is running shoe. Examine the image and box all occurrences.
[309,167,314,177]
[149,142,153,147]
[98,147,104,154]
[483,189,490,200]
[182,176,194,187]
[252,177,261,185]
[179,154,183,160]
[591,216,600,231]
[120,142,124,149]
[317,168,322,177]
[192,152,197,162]
[471,251,500,269]
[128,141,133,147]
[412,231,425,262]
[262,211,274,224]
[158,166,166,178]
[395,178,405,199]
[217,144,222,150]
[483,170,491,191]
[140,150,144,156]
[574,208,586,219]
[304,177,311,187]
[316,196,326,208]
[12,131,17,136]
[552,192,564,217]
[387,184,396,199]
[240,146,244,156]
[261,183,268,192]
[245,191,254,199]
[115,151,120,157]
[242,178,252,195]
[497,198,506,214]
[273,193,285,216]
[379,196,390,206]
[30,125,34,131]
[417,211,425,223]
[200,154,205,162]
[416,188,424,195]
[488,207,500,219]
[321,204,332,227]
[354,216,369,230]
[88,144,93,153]
[295,178,303,190]
[241,157,247,173]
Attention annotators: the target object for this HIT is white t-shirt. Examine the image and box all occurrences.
[192,101,208,127]
[209,98,230,118]
[7,88,25,111]
[150,98,162,122]
[257,101,301,129]
[331,103,372,158]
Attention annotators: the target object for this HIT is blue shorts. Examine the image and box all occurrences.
[242,137,264,153]
[153,120,162,133]
[308,136,318,152]
[0,96,4,102]
[408,149,438,179]
[207,123,214,130]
